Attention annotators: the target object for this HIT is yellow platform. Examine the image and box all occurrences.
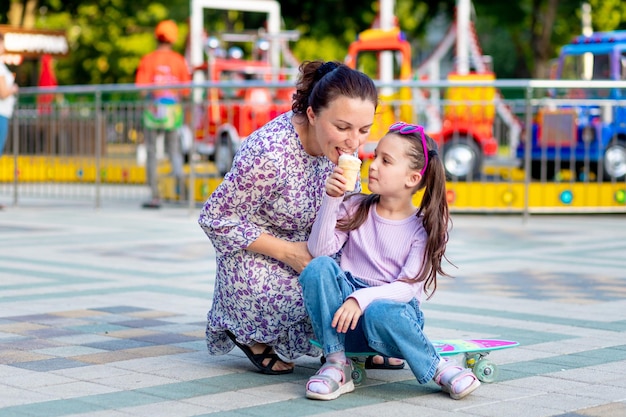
[2,156,625,212]
[0,155,146,184]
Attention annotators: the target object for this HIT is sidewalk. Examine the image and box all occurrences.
[1,205,625,417]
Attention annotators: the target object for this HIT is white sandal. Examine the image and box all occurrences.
[433,359,481,400]
[306,360,355,401]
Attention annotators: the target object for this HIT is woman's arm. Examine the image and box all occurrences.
[248,234,311,273]
[199,144,278,252]
[198,132,313,272]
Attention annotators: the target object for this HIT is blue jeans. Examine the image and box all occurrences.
[0,115,8,157]
[299,256,441,384]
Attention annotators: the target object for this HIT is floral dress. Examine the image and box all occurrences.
[198,112,334,360]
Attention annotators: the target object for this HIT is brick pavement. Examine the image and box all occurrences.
[1,204,625,417]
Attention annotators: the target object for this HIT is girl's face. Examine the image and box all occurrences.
[306,96,375,165]
[368,133,421,195]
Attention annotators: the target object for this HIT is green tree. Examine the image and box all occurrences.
[468,0,626,78]
[587,0,626,30]
[3,0,626,84]
[2,0,189,85]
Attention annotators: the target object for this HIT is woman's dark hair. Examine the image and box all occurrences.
[336,129,452,299]
[292,60,378,116]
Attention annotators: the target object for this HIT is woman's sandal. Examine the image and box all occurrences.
[306,360,355,401]
[321,354,405,370]
[225,330,293,375]
[433,359,481,400]
[364,355,405,370]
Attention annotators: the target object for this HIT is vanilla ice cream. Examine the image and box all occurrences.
[338,154,362,191]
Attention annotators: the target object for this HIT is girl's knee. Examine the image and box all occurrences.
[363,300,397,327]
[299,256,337,286]
[363,300,417,330]
[310,256,335,269]
[365,299,400,316]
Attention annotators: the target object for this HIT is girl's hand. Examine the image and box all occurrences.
[325,167,347,198]
[331,298,362,333]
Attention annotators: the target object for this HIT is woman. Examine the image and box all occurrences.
[198,60,378,374]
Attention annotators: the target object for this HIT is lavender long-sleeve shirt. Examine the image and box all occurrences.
[308,193,428,310]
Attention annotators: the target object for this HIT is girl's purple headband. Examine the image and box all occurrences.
[389,122,432,176]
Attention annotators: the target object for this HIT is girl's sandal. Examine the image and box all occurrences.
[306,360,355,401]
[434,359,481,400]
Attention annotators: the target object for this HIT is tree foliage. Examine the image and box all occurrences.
[2,0,626,85]
[3,0,189,85]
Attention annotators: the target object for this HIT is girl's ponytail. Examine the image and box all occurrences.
[417,147,453,298]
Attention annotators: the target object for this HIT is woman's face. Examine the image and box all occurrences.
[307,96,375,165]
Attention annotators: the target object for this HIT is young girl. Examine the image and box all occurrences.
[299,122,480,400]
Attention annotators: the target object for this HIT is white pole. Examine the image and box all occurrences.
[379,0,395,95]
[581,2,593,80]
[581,2,592,35]
[190,0,282,80]
[190,0,204,103]
[456,0,470,75]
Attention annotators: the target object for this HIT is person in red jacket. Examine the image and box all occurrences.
[136,20,191,208]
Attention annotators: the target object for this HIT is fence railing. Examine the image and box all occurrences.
[1,79,625,216]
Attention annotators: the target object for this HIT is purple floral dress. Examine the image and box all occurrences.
[198,112,333,360]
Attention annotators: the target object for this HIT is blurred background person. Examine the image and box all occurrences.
[0,33,19,210]
[135,20,191,209]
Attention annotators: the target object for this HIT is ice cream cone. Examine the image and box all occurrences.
[338,154,362,191]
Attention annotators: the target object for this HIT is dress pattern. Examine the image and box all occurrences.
[198,112,333,359]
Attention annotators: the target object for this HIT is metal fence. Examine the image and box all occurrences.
[1,79,625,216]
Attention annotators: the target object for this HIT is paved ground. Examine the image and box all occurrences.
[1,201,625,417]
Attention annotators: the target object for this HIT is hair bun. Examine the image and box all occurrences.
[315,62,339,81]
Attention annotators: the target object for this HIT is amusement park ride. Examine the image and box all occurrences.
[188,0,300,176]
[516,30,626,182]
[344,1,522,181]
[186,0,520,183]
[343,0,625,212]
[1,0,625,212]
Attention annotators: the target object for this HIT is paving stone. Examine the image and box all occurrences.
[0,206,624,417]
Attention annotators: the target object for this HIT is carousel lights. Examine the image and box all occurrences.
[559,190,573,205]
[446,189,456,204]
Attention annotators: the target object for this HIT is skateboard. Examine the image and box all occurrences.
[311,338,519,385]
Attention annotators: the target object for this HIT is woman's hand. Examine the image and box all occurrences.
[282,241,313,273]
[332,298,362,333]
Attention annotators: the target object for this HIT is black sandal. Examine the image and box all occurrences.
[321,354,405,370]
[364,355,405,370]
[225,330,293,375]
